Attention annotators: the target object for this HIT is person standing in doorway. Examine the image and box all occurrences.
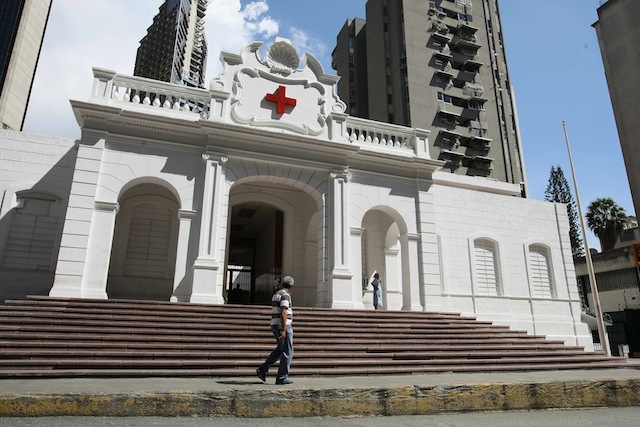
[256,275,294,385]
[371,273,383,310]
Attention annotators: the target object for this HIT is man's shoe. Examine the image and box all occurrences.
[256,367,266,382]
[275,378,293,385]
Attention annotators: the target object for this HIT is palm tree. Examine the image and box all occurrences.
[586,197,628,252]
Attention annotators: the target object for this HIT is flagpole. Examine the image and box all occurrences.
[562,120,611,356]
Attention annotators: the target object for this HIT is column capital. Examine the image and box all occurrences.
[202,151,228,164]
[178,209,198,220]
[94,201,119,213]
[330,168,352,182]
[350,227,365,236]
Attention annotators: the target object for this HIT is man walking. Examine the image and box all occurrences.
[256,275,294,385]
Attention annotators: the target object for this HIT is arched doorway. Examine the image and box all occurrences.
[225,180,320,307]
[107,183,179,300]
[361,208,408,310]
[226,201,284,305]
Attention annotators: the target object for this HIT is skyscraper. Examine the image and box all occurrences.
[0,0,52,131]
[332,0,526,188]
[134,0,208,88]
[593,0,640,217]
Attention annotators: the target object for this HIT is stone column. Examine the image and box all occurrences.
[171,209,197,302]
[384,247,400,309]
[349,227,366,310]
[50,141,106,298]
[400,233,423,311]
[191,152,228,304]
[416,178,443,311]
[329,168,355,309]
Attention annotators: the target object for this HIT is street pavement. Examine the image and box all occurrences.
[1,367,640,418]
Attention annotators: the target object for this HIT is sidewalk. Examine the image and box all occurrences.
[1,368,640,417]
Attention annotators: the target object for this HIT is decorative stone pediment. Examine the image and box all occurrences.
[211,37,346,138]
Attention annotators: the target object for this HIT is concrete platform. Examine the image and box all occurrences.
[1,368,640,417]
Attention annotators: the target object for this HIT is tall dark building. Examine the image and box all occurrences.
[134,0,208,88]
[0,0,52,131]
[593,0,640,217]
[333,0,526,188]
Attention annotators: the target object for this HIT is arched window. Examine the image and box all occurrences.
[123,202,174,278]
[2,193,61,271]
[528,244,554,298]
[473,238,500,296]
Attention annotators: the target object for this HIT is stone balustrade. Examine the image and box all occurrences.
[91,67,211,118]
[344,116,431,159]
[88,67,431,160]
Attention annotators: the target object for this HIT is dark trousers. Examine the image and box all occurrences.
[261,324,293,380]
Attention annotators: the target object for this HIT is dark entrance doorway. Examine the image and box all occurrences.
[226,202,283,305]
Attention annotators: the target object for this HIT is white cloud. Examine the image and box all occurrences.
[289,27,327,60]
[206,0,279,75]
[23,0,156,139]
[23,0,280,140]
[242,0,269,20]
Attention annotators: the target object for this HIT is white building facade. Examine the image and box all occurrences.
[0,39,592,349]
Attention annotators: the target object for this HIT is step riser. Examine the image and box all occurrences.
[0,297,628,378]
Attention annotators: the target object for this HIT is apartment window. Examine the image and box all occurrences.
[438,92,452,104]
[458,13,473,22]
[468,100,484,111]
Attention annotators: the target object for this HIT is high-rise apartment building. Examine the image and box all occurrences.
[134,0,208,88]
[333,0,526,187]
[593,0,640,217]
[0,0,52,131]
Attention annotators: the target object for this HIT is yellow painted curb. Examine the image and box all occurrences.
[1,379,639,417]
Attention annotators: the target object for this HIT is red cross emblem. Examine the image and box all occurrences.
[266,85,297,115]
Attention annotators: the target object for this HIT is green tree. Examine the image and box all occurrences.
[544,165,584,257]
[586,197,628,252]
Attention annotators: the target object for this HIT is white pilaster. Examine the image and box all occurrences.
[401,233,423,311]
[191,152,227,304]
[329,168,355,309]
[50,142,104,299]
[171,209,197,302]
[384,247,400,310]
[349,227,366,310]
[416,178,443,311]
[79,201,119,299]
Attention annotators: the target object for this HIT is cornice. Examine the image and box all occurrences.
[71,98,443,179]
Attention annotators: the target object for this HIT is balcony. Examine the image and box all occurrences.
[439,149,465,168]
[452,37,482,52]
[463,58,483,72]
[438,105,463,125]
[457,22,479,34]
[435,68,456,81]
[440,129,463,147]
[467,155,493,171]
[463,82,484,97]
[433,51,453,62]
[465,135,491,151]
[428,2,446,19]
[432,31,453,44]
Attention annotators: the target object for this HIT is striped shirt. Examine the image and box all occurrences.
[270,288,292,327]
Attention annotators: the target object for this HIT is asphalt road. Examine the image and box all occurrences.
[1,407,640,426]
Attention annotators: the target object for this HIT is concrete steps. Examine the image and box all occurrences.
[0,296,629,378]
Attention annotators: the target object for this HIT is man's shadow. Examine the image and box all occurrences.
[217,380,265,385]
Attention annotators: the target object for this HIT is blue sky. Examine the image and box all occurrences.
[23,0,632,250]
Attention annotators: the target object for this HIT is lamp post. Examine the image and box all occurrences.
[562,120,611,356]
